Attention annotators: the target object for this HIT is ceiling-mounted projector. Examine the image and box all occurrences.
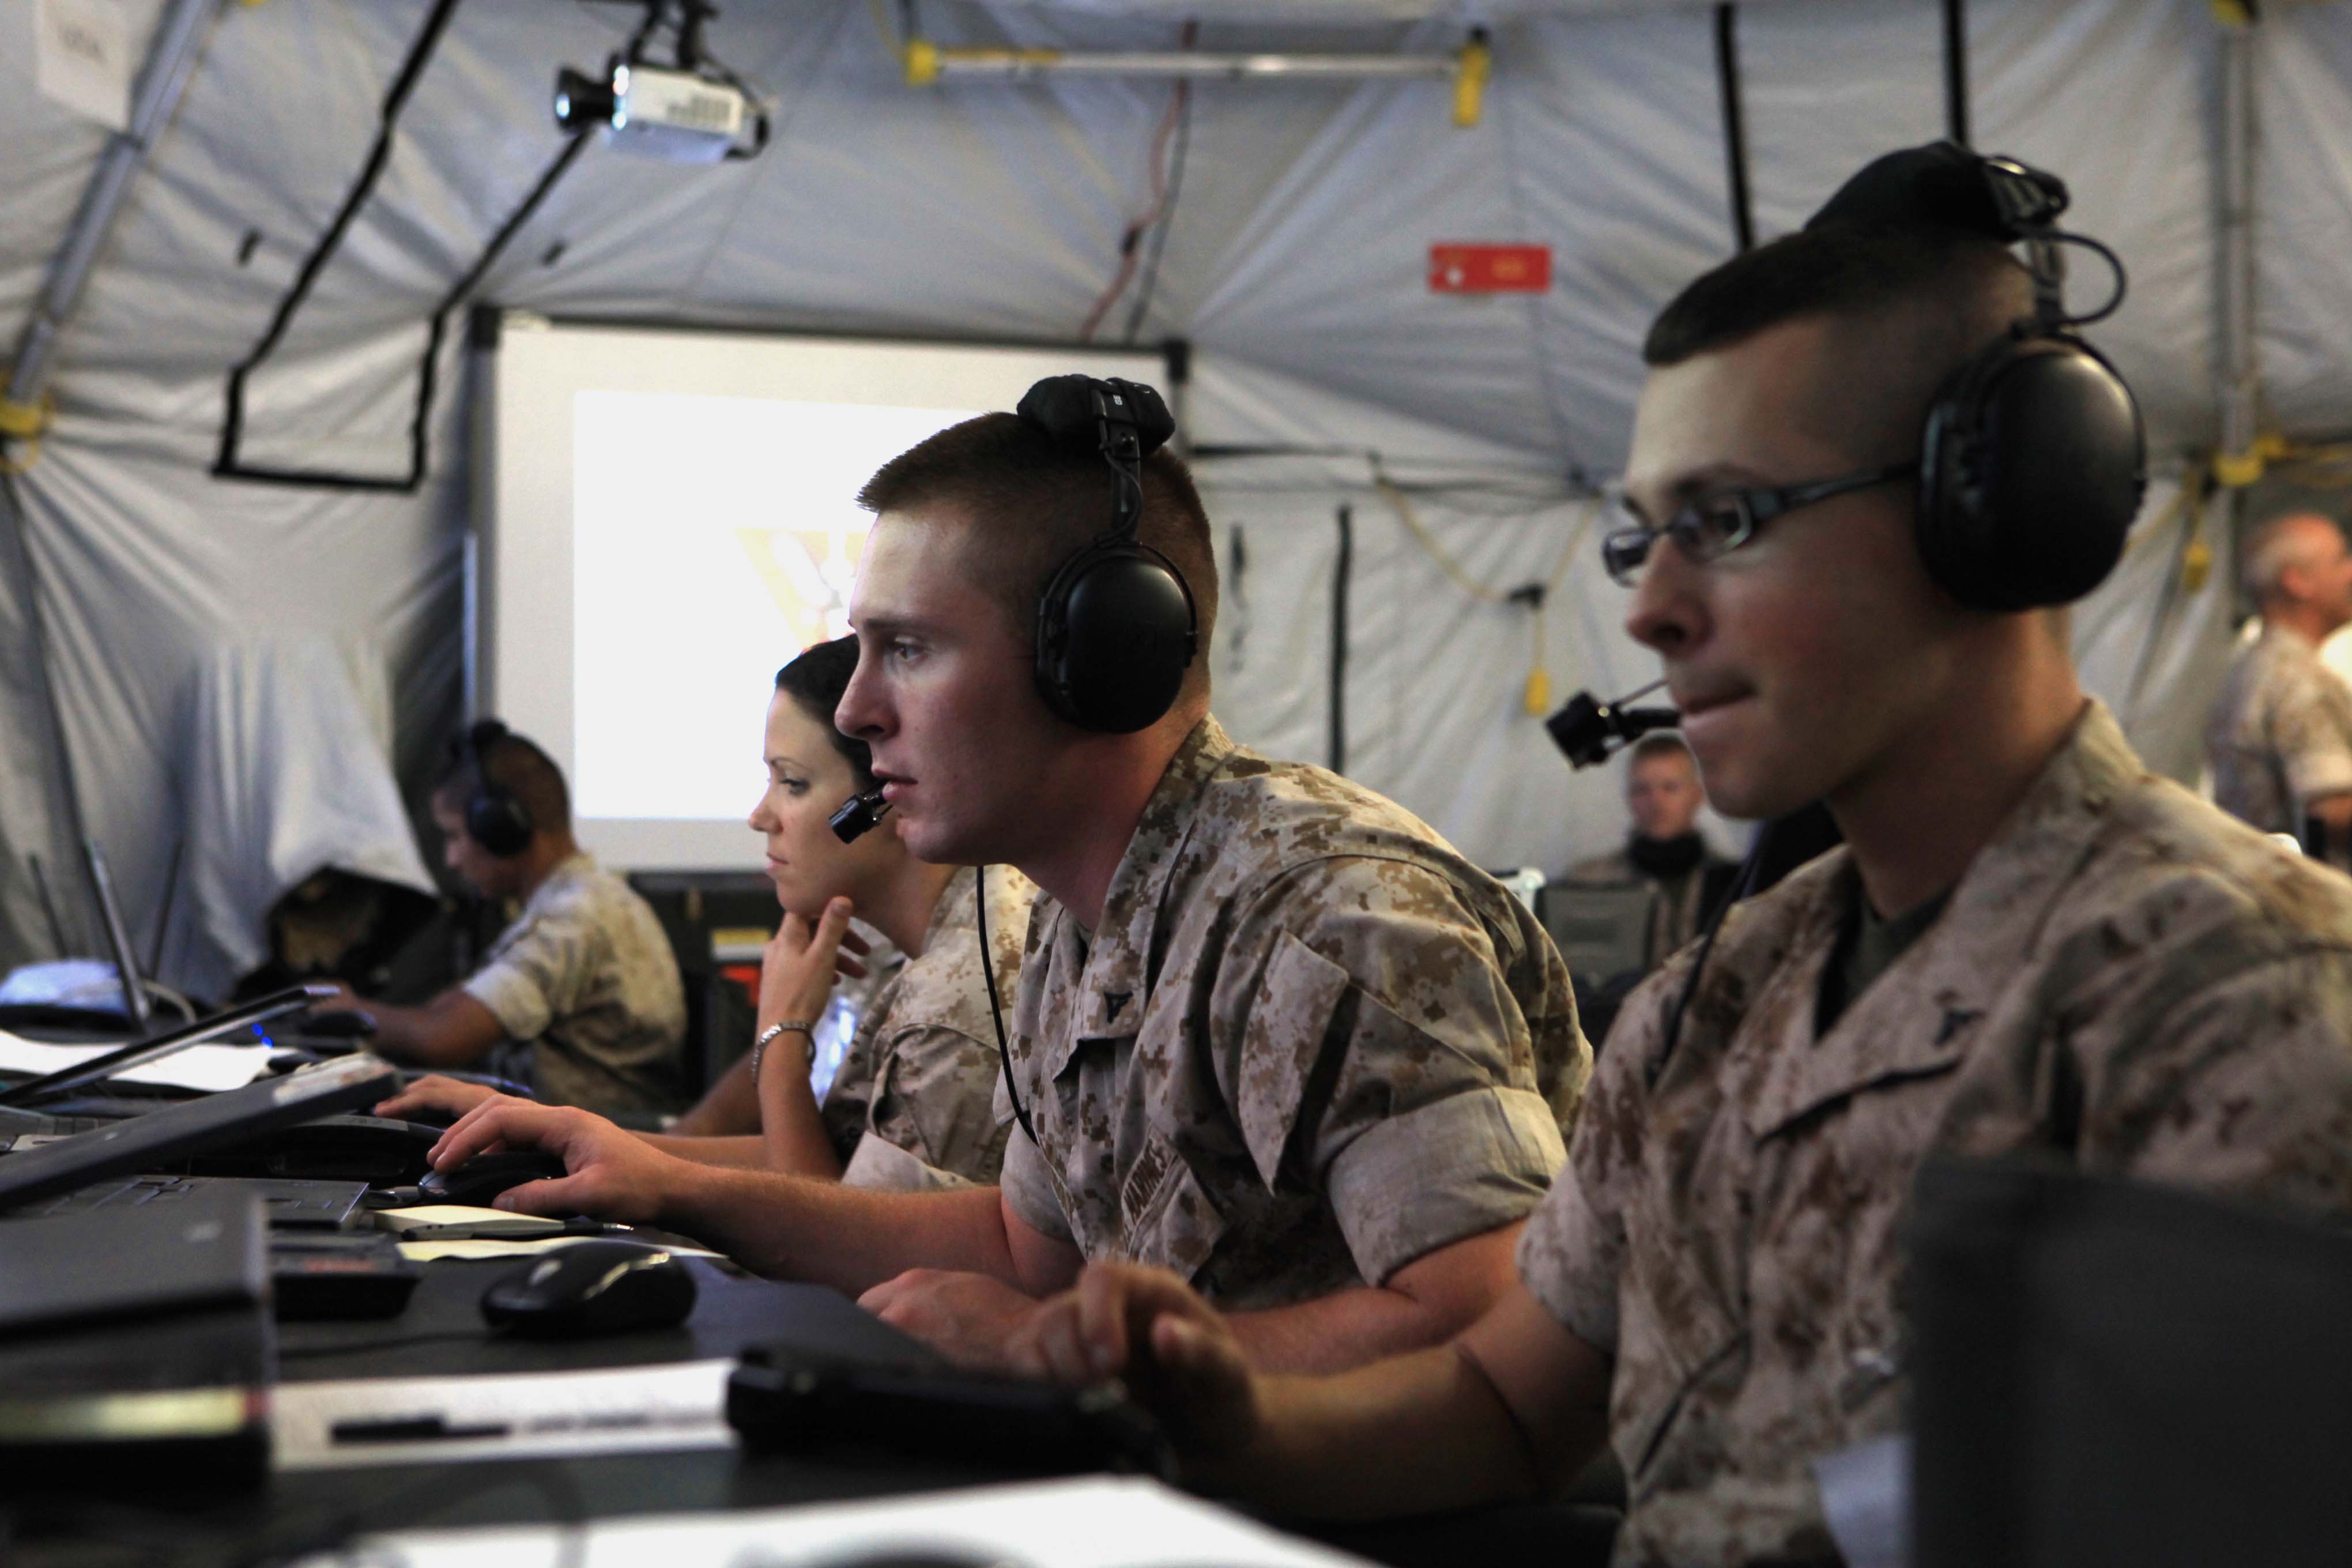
[554,58,759,163]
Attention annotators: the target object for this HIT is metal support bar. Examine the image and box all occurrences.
[904,31,1491,127]
[5,0,224,412]
[2214,9,2263,486]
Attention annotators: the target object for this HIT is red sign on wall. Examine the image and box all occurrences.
[1428,243,1552,294]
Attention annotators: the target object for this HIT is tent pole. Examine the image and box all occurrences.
[2214,9,2261,484]
[3,0,223,412]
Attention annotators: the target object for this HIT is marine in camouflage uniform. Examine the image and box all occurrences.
[820,863,1035,1193]
[465,852,688,1117]
[998,715,1590,1310]
[1518,701,2352,1566]
[2205,621,2352,845]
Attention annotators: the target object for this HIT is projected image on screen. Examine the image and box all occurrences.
[485,322,1167,868]
[571,392,978,821]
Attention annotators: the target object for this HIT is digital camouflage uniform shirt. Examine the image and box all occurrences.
[464,853,688,1117]
[1519,701,2352,1566]
[2206,622,2352,842]
[998,715,1590,1311]
[821,864,1034,1194]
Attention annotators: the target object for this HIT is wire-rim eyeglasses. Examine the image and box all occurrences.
[1600,458,1921,587]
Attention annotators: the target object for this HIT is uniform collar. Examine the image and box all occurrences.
[1742,699,2141,1139]
[1045,715,1234,1048]
[2259,620,2320,654]
[921,864,980,952]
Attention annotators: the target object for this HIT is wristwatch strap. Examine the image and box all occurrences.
[749,1020,815,1086]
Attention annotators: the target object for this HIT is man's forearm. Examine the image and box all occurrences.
[655,1166,1023,1295]
[1226,1285,1465,1374]
[1202,1344,1548,1519]
[635,1132,771,1169]
[365,1001,492,1068]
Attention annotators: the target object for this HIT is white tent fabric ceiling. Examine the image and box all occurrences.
[0,0,2345,987]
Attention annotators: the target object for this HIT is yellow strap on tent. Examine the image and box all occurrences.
[0,391,52,473]
[1453,34,1491,130]
[903,36,940,86]
[2213,432,2290,488]
[0,391,51,442]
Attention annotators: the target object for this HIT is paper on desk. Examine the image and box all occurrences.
[0,1028,272,1092]
[291,1475,1371,1568]
[274,1359,737,1470]
[395,1235,721,1262]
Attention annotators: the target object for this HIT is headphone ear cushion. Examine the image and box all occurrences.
[1917,339,2146,612]
[467,791,534,858]
[1037,547,1197,733]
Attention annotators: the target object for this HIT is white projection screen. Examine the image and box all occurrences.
[480,315,1171,869]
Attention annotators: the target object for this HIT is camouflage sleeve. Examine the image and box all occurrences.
[1218,857,1569,1286]
[1516,956,1683,1355]
[2270,662,2352,806]
[2078,948,2352,1218]
[997,1121,1075,1242]
[819,970,906,1167]
[864,1022,1012,1185]
[839,1131,983,1193]
[462,899,598,1042]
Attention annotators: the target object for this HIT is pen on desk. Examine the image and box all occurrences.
[331,1415,513,1444]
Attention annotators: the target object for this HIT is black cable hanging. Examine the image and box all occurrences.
[1329,503,1352,774]
[213,1,665,492]
[1713,4,1756,254]
[1942,0,1971,149]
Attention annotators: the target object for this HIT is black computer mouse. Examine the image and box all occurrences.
[480,1240,698,1338]
[417,1149,570,1208]
[301,1008,379,1039]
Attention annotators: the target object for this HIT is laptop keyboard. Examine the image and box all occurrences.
[32,1174,367,1228]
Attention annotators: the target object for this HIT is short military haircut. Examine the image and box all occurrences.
[774,635,876,792]
[1644,223,2036,467]
[434,725,570,837]
[855,412,1219,703]
[2243,512,2347,602]
[1628,732,1696,769]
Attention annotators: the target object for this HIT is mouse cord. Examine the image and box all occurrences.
[974,865,1037,1147]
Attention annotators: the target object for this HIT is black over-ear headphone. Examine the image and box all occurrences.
[1905,152,2147,611]
[453,719,535,859]
[1015,375,1197,734]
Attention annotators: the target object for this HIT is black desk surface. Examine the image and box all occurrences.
[9,1254,1038,1568]
[9,1253,1621,1568]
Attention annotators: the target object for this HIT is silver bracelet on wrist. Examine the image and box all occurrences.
[749,1020,815,1086]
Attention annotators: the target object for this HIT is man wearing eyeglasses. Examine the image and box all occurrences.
[995,144,2352,1565]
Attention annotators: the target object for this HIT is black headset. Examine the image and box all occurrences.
[1815,144,2146,613]
[452,719,536,859]
[1015,374,1197,734]
[1647,148,2146,1085]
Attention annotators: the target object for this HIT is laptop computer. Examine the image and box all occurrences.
[27,1174,367,1230]
[1541,880,1657,982]
[0,1054,397,1212]
[80,837,152,1034]
[0,983,328,1109]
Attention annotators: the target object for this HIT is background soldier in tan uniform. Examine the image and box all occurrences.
[2205,511,2352,858]
[997,146,2352,1565]
[318,723,688,1118]
[383,639,1028,1193]
[425,404,1588,1375]
[1558,732,1740,973]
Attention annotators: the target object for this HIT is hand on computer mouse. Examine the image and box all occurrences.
[1005,1260,1260,1465]
[416,1149,572,1209]
[429,1099,685,1226]
[375,1073,501,1124]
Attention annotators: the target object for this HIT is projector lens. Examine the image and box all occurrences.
[553,66,613,131]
